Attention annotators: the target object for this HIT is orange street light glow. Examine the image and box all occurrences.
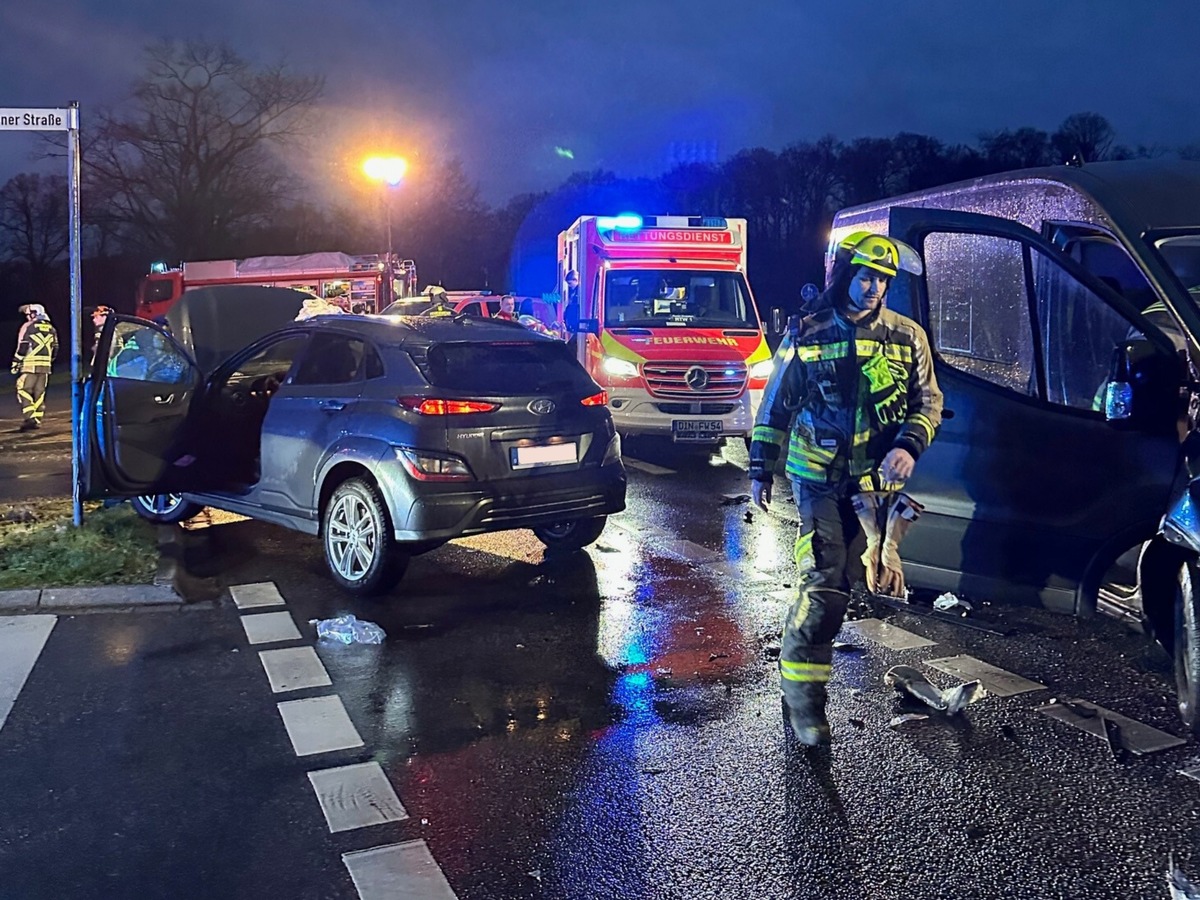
[363,156,408,186]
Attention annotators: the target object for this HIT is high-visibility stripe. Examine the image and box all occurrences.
[780,660,831,682]
[906,413,936,444]
[795,341,850,362]
[794,532,814,569]
[854,340,913,363]
[789,592,813,631]
[753,424,787,444]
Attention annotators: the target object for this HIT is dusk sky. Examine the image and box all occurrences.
[2,1,1199,203]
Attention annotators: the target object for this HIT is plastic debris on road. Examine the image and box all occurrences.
[933,592,973,614]
[884,665,987,715]
[889,713,929,728]
[1169,857,1200,900]
[311,614,386,645]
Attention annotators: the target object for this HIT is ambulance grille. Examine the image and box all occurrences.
[642,361,747,399]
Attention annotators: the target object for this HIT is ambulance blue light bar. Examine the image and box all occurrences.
[596,213,643,231]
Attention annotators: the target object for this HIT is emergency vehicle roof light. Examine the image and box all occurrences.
[699,216,727,227]
[150,260,168,274]
[596,213,643,232]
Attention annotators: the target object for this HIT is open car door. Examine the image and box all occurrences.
[887,206,1185,613]
[83,315,204,498]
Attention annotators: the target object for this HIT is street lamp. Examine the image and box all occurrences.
[362,156,408,260]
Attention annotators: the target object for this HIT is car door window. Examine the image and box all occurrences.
[923,231,1036,395]
[363,343,385,379]
[292,333,366,385]
[1033,248,1143,411]
[107,322,191,384]
[223,335,308,401]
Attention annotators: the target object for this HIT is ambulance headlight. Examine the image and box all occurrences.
[749,359,774,379]
[602,356,639,378]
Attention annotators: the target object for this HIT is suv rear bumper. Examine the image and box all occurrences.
[386,463,627,543]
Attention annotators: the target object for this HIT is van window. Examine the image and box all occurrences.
[1033,248,1140,410]
[1049,226,1158,312]
[923,232,1036,396]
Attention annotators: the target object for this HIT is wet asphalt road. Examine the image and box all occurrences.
[2,433,1200,898]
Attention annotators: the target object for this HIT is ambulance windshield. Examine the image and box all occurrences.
[603,270,759,328]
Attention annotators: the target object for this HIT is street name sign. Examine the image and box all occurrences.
[0,108,73,130]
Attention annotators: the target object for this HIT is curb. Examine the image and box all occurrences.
[0,524,201,613]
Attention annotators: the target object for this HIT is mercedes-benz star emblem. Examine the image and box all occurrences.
[529,398,556,415]
[685,366,709,391]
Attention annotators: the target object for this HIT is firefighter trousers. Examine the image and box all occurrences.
[15,372,49,424]
[780,479,866,724]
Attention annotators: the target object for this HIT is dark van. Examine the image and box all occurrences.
[829,160,1200,732]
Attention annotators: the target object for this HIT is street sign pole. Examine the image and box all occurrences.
[0,106,82,524]
[67,102,82,527]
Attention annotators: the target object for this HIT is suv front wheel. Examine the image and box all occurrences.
[533,516,608,554]
[322,478,408,596]
[1176,559,1200,735]
[131,493,202,525]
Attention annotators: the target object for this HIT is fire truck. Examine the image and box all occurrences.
[135,251,418,320]
[557,214,772,443]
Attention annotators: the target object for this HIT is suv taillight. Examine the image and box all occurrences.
[581,390,609,407]
[397,397,500,415]
[395,448,475,482]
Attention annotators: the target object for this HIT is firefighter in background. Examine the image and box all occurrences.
[424,286,455,318]
[10,303,59,432]
[748,234,942,748]
[89,305,115,366]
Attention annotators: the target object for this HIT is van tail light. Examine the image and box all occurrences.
[581,390,609,407]
[395,448,475,482]
[397,396,500,415]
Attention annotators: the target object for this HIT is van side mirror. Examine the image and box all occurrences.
[770,308,783,335]
[576,318,600,335]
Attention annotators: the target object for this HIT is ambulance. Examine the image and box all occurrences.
[557,214,773,444]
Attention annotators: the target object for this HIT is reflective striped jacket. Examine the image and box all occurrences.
[749,304,942,487]
[12,320,58,374]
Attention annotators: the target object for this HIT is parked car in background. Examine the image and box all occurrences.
[84,297,627,596]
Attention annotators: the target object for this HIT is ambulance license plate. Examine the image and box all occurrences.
[671,419,723,442]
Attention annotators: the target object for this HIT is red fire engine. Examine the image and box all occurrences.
[557,214,772,443]
[135,251,418,320]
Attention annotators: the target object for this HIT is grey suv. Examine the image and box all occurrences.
[84,294,626,595]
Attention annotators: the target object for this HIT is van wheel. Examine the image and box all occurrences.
[131,493,202,525]
[1175,560,1200,735]
[533,516,608,554]
[323,478,408,596]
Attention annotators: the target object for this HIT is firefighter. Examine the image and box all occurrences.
[10,303,59,431]
[89,305,115,366]
[748,234,943,748]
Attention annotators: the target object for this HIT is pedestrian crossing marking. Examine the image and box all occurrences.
[308,762,408,833]
[843,618,936,651]
[241,610,302,645]
[259,647,332,693]
[277,695,364,756]
[230,582,285,609]
[0,615,56,732]
[343,840,459,899]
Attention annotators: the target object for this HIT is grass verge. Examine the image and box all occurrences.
[0,498,159,589]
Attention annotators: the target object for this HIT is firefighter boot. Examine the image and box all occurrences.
[850,492,887,594]
[877,493,925,598]
[783,696,831,748]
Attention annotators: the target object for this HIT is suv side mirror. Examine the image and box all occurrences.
[576,318,600,335]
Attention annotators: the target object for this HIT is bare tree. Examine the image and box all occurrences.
[1051,112,1115,164]
[977,127,1054,170]
[75,41,322,260]
[0,173,69,296]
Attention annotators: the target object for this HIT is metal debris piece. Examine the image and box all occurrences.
[832,641,861,651]
[889,713,929,728]
[846,618,937,651]
[884,665,987,715]
[1179,764,1200,783]
[720,493,751,506]
[528,870,542,883]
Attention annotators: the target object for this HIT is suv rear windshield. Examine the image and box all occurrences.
[422,341,596,395]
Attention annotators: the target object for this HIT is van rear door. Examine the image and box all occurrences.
[888,207,1184,613]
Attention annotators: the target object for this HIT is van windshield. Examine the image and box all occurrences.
[603,269,759,328]
[1154,234,1200,300]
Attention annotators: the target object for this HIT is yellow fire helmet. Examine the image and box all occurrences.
[847,234,924,278]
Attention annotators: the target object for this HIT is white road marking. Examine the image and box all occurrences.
[843,618,937,651]
[277,695,364,756]
[230,582,285,609]
[0,615,56,732]
[240,611,302,645]
[924,655,1046,697]
[259,647,332,694]
[343,840,458,899]
[623,458,676,476]
[308,762,408,833]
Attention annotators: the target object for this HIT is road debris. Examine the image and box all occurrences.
[1037,698,1186,756]
[1169,856,1200,900]
[1179,762,1200,783]
[933,592,973,614]
[848,717,866,728]
[884,665,986,715]
[743,511,754,524]
[832,640,861,652]
[889,713,930,728]
[720,493,750,506]
[311,614,386,645]
[709,651,729,661]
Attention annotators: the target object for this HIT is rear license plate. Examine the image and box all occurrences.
[671,419,723,442]
[511,442,577,469]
